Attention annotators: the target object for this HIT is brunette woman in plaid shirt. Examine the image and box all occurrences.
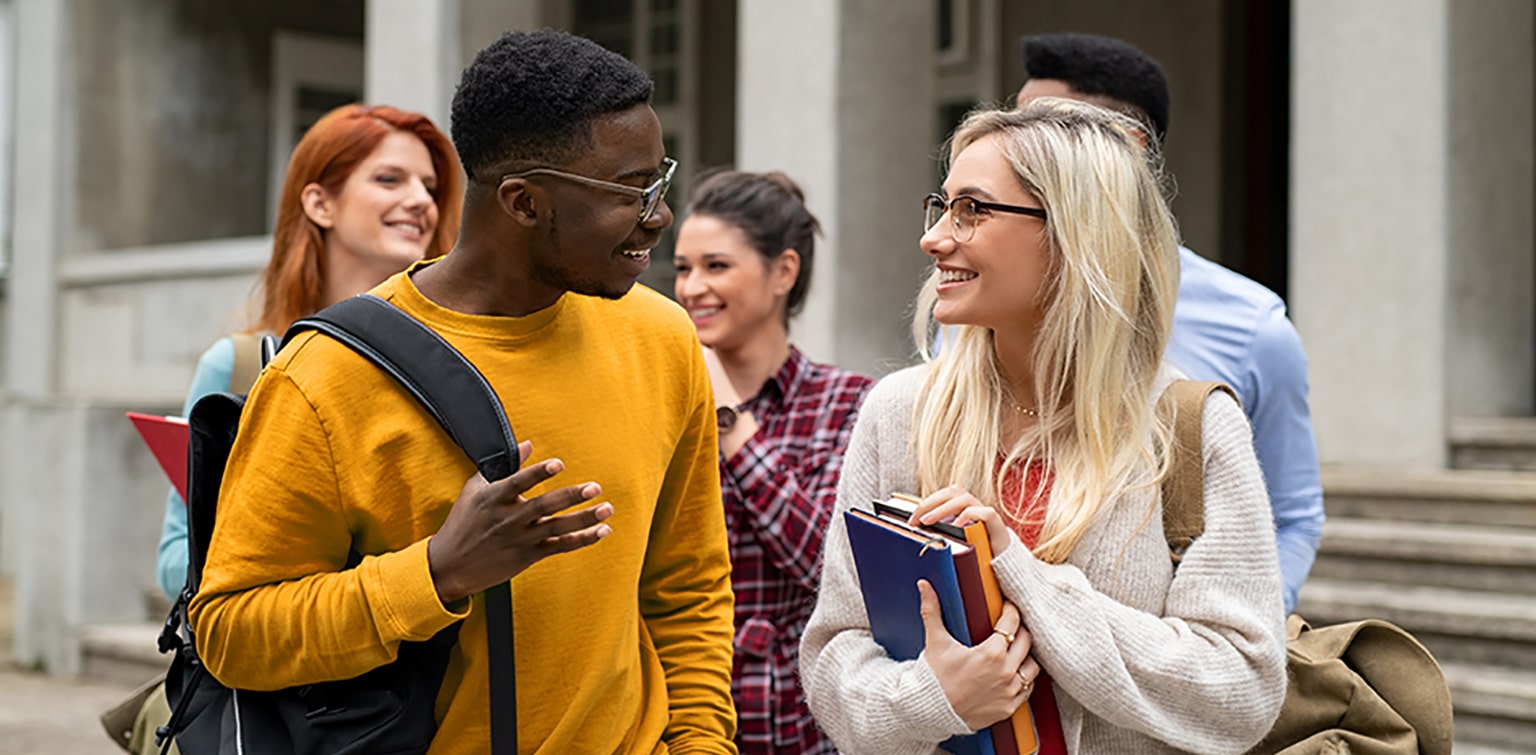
[674,170,874,754]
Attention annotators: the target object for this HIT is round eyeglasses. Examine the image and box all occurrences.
[923,193,1048,243]
[503,157,678,225]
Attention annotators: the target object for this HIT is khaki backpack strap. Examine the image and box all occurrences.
[1157,380,1238,565]
[227,333,265,395]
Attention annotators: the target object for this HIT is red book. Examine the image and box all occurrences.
[126,412,190,501]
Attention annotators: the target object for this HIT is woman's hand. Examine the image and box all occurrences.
[910,484,1013,556]
[917,580,1039,730]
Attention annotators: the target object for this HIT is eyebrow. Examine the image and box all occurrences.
[373,162,437,184]
[613,161,666,183]
[940,184,1000,201]
[676,251,733,264]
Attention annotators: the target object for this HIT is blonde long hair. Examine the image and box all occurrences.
[911,99,1181,563]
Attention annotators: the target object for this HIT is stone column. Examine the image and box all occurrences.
[1445,0,1534,417]
[736,0,934,375]
[459,0,542,69]
[365,0,461,128]
[2,0,68,576]
[3,0,72,667]
[5,0,66,403]
[1290,0,1450,467]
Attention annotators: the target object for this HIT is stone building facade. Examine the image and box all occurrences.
[0,0,1531,681]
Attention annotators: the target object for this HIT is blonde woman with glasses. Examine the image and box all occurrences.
[800,99,1286,754]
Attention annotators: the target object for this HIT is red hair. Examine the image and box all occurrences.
[254,104,463,334]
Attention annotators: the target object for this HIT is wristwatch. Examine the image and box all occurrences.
[716,404,741,431]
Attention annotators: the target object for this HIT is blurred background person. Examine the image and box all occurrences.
[673,169,873,754]
[801,100,1285,754]
[1017,32,1324,616]
[132,103,462,755]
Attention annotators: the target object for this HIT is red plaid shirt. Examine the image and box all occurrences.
[721,347,873,754]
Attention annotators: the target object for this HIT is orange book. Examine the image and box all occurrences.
[126,412,190,501]
[961,519,1040,755]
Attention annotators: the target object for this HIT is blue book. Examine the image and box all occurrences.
[844,508,996,755]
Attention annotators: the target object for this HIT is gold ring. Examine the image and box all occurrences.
[994,628,1016,645]
[1018,668,1033,692]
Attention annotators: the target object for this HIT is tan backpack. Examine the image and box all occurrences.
[1157,380,1454,755]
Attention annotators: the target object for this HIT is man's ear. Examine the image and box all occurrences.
[300,184,335,229]
[772,248,801,297]
[1129,125,1152,150]
[496,178,541,228]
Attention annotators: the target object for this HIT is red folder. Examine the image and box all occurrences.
[126,412,190,501]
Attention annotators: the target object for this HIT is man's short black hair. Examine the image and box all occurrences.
[1020,33,1170,141]
[451,29,654,181]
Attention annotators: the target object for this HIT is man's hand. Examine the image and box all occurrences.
[918,580,1038,730]
[427,440,614,605]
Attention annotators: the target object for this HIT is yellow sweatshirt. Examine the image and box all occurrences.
[191,267,737,754]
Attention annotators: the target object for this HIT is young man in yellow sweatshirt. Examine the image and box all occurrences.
[190,30,738,754]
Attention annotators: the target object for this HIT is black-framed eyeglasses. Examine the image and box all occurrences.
[923,193,1048,243]
[503,157,678,225]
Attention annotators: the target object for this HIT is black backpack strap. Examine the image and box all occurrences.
[284,295,519,483]
[283,294,518,755]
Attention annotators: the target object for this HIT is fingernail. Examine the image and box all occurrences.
[583,483,602,499]
[595,502,614,519]
[546,459,564,474]
[596,524,612,538]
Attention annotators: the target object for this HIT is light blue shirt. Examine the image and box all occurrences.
[155,337,235,601]
[1167,246,1324,614]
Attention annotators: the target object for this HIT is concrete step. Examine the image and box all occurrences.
[78,623,170,688]
[1311,518,1536,593]
[1451,416,1536,472]
[1321,466,1536,529]
[1444,662,1536,752]
[1453,745,1535,755]
[1297,579,1536,670]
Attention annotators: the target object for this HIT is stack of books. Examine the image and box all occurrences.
[845,496,1040,755]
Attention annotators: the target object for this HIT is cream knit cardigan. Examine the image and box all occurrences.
[800,365,1287,754]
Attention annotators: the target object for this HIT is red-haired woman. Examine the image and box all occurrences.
[130,104,462,754]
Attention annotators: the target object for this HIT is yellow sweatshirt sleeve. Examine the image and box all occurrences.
[189,367,468,691]
[642,344,739,754]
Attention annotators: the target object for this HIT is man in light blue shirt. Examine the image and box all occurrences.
[1018,32,1324,613]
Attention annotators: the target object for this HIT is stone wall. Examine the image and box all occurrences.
[71,0,363,252]
[6,400,175,674]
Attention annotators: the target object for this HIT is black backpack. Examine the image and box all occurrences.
[157,294,518,755]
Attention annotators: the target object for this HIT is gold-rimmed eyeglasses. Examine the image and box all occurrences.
[503,157,678,225]
[923,193,1048,243]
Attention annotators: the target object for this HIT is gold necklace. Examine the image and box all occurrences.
[1006,396,1039,417]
